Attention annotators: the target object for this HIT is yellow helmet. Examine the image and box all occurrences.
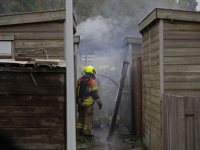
[85,65,96,75]
[79,66,87,73]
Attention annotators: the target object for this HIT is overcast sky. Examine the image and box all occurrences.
[197,0,200,10]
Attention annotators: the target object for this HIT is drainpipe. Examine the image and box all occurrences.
[65,0,76,149]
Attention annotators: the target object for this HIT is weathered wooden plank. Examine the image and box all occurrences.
[151,41,159,51]
[17,139,64,149]
[143,59,150,67]
[0,21,64,32]
[163,18,200,31]
[144,112,151,122]
[165,90,200,97]
[151,116,161,130]
[164,56,200,65]
[151,49,159,59]
[143,93,151,101]
[0,67,66,73]
[1,128,64,139]
[151,123,162,138]
[194,97,200,150]
[0,117,64,127]
[0,72,65,85]
[143,66,150,74]
[0,32,64,40]
[151,73,160,81]
[168,94,173,150]
[151,103,161,113]
[150,22,159,37]
[0,35,14,40]
[139,9,157,32]
[0,95,64,106]
[143,46,149,54]
[151,57,160,66]
[0,85,64,95]
[151,95,161,105]
[151,81,160,89]
[164,72,200,82]
[0,106,63,116]
[151,109,161,121]
[164,31,200,40]
[143,53,150,61]
[158,8,200,22]
[164,48,200,57]
[164,82,200,90]
[151,65,159,73]
[164,64,200,72]
[164,39,200,48]
[178,96,186,150]
[150,33,159,44]
[143,38,150,49]
[151,130,162,146]
[185,97,195,150]
[15,40,64,48]
[0,10,66,26]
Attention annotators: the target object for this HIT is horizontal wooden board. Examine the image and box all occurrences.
[164,81,200,90]
[164,89,200,96]
[164,64,200,72]
[0,85,64,95]
[143,66,150,74]
[17,139,64,149]
[150,22,159,37]
[151,124,162,138]
[0,106,63,116]
[151,65,159,73]
[0,21,64,32]
[15,40,64,48]
[151,102,161,113]
[143,46,149,54]
[164,31,200,40]
[151,109,161,121]
[151,73,160,81]
[151,81,160,89]
[151,49,159,59]
[164,56,200,64]
[143,59,150,67]
[0,117,64,127]
[0,95,64,106]
[0,32,64,40]
[0,72,65,85]
[143,93,151,101]
[151,116,161,130]
[164,72,200,82]
[151,95,161,105]
[151,130,162,146]
[151,41,160,52]
[164,48,200,57]
[164,39,200,48]
[163,20,200,31]
[150,33,159,44]
[0,128,64,139]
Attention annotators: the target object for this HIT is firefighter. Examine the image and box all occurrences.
[107,67,120,126]
[76,65,102,136]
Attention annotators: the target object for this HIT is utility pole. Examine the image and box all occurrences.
[65,0,76,149]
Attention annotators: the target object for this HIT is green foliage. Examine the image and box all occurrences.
[133,137,146,150]
[76,134,91,145]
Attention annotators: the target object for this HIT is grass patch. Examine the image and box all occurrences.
[76,134,92,145]
[133,137,145,150]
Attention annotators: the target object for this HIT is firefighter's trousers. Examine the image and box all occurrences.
[76,105,93,135]
[92,103,101,127]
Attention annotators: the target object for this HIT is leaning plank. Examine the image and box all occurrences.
[194,97,200,150]
[0,106,64,116]
[0,117,64,127]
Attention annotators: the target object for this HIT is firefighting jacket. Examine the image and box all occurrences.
[76,79,102,107]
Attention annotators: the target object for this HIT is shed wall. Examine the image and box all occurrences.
[0,67,66,150]
[163,20,200,96]
[0,21,65,60]
[142,21,162,150]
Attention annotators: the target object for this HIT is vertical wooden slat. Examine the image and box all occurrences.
[185,97,195,150]
[162,93,168,150]
[174,96,179,150]
[178,96,186,150]
[194,97,200,150]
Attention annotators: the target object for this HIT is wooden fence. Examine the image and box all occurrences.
[162,93,200,150]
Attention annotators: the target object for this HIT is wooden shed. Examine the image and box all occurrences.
[0,9,78,60]
[121,37,142,136]
[138,8,200,150]
[0,10,79,150]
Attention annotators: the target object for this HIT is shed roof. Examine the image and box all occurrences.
[138,8,200,32]
[122,37,142,46]
[0,9,77,33]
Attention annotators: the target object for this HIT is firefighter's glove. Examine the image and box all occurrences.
[98,103,102,109]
